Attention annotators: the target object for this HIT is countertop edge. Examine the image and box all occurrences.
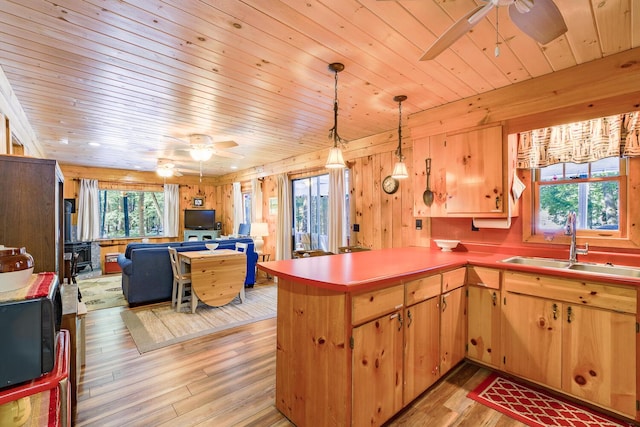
[258,247,640,292]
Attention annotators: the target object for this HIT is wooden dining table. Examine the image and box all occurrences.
[178,249,247,307]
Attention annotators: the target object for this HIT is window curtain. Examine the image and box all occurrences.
[232,181,243,236]
[276,173,292,261]
[251,177,263,222]
[517,111,640,168]
[163,184,179,237]
[328,168,345,254]
[77,179,100,241]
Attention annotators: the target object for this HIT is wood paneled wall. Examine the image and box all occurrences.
[37,48,640,262]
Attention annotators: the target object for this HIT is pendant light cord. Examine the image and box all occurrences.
[397,98,403,160]
[328,67,345,148]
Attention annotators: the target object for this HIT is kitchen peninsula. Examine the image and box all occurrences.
[258,247,640,427]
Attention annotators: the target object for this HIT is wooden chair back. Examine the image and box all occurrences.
[167,246,180,278]
[235,242,249,253]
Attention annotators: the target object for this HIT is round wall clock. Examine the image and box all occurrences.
[382,175,399,194]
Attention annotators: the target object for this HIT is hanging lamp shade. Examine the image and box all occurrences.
[391,95,409,179]
[325,62,346,169]
[326,146,346,168]
[391,161,409,179]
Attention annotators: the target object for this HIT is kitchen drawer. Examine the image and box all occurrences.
[352,284,404,326]
[405,274,441,306]
[504,271,637,314]
[442,268,466,292]
[467,266,501,289]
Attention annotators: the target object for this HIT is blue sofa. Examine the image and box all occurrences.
[116,238,258,306]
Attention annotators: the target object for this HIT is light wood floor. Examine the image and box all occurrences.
[76,304,527,427]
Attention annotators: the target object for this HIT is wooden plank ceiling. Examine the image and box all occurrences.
[0,0,637,176]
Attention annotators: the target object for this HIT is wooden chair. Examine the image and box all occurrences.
[234,243,248,303]
[70,252,83,302]
[168,247,197,313]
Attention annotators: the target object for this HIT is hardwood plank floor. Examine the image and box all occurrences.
[76,304,526,427]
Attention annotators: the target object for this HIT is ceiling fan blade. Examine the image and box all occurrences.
[211,140,238,149]
[508,0,567,45]
[212,150,244,159]
[420,2,495,61]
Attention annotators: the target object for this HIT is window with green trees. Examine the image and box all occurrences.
[292,172,350,251]
[99,189,164,238]
[535,157,624,236]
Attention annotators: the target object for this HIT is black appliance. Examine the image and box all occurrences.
[0,273,62,389]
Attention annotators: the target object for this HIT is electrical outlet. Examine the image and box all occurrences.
[353,224,360,232]
[416,219,422,230]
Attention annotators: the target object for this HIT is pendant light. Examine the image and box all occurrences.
[391,95,409,179]
[326,62,347,169]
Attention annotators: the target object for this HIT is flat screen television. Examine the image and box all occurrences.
[184,209,216,230]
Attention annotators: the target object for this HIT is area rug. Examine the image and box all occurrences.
[77,274,126,311]
[121,283,277,353]
[468,372,635,427]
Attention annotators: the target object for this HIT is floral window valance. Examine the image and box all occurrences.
[517,111,640,169]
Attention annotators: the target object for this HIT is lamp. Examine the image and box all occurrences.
[326,62,347,169]
[190,146,213,162]
[250,222,269,254]
[156,163,174,177]
[391,95,409,179]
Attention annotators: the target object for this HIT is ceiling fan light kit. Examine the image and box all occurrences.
[189,146,214,162]
[391,95,409,180]
[325,62,347,169]
[420,0,568,61]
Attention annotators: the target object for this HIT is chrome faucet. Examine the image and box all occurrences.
[565,211,588,264]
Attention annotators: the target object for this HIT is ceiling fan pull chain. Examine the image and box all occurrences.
[494,6,500,57]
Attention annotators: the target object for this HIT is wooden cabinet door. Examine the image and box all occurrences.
[440,286,466,375]
[352,310,404,427]
[562,304,637,417]
[502,293,562,388]
[467,286,501,367]
[413,134,448,217]
[403,297,440,405]
[445,126,504,215]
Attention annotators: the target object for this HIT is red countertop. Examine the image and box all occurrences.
[257,247,640,292]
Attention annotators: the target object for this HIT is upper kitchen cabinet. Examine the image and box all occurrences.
[412,124,517,218]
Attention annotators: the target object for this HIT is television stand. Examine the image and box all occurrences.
[183,229,220,241]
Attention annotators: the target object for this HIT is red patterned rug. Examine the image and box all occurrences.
[468,372,636,427]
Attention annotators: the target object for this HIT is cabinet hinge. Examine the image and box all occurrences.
[637,322,639,334]
[350,336,354,349]
[465,288,468,297]
[503,356,506,365]
[503,296,506,305]
[637,400,639,411]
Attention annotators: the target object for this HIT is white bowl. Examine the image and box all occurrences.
[0,267,34,292]
[205,243,219,251]
[433,239,460,252]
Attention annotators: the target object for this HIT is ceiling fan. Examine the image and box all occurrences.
[156,159,183,177]
[162,134,244,162]
[419,0,568,61]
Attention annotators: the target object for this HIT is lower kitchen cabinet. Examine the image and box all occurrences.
[502,292,563,387]
[352,310,404,427]
[440,269,467,374]
[562,303,636,416]
[467,286,501,367]
[502,271,637,418]
[403,296,440,404]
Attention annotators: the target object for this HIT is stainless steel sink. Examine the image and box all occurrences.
[568,263,640,278]
[500,256,571,269]
[501,256,640,279]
